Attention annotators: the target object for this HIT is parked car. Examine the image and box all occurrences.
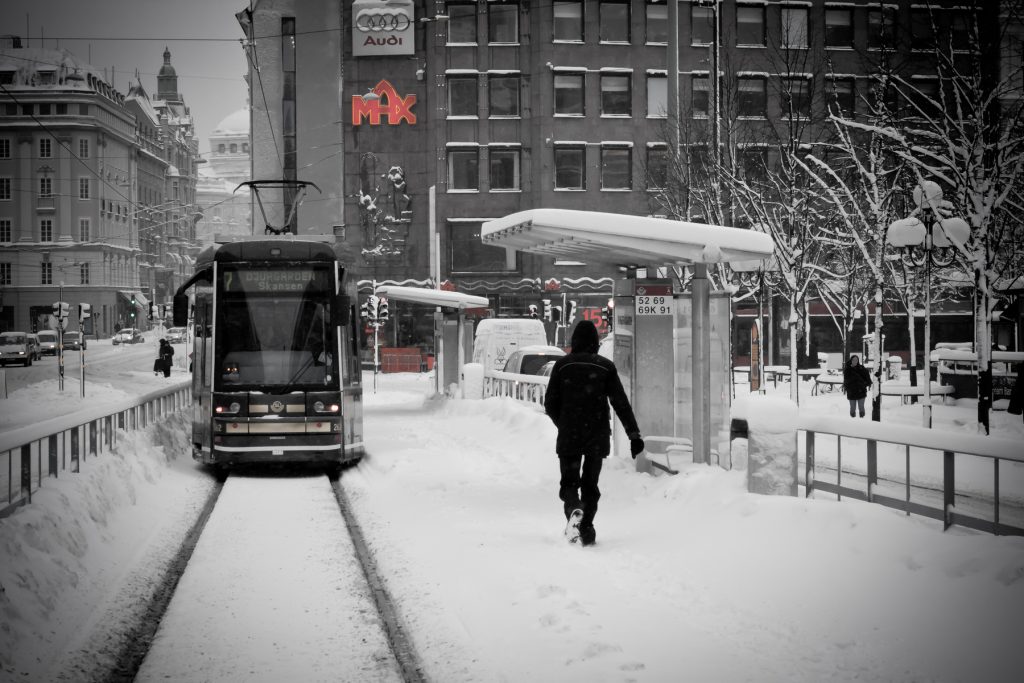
[165,326,188,344]
[63,331,87,351]
[112,328,145,345]
[0,331,35,366]
[36,330,58,356]
[501,345,566,376]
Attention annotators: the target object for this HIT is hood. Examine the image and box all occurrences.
[570,320,600,353]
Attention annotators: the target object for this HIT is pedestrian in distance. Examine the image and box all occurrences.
[843,354,872,418]
[158,339,174,378]
[543,320,644,547]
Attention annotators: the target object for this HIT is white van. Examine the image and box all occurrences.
[471,318,549,375]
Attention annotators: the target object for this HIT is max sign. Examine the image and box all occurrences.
[352,80,417,126]
[353,0,414,56]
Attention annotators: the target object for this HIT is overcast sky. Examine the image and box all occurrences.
[5,0,249,158]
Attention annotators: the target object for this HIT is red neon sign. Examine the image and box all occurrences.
[352,80,417,126]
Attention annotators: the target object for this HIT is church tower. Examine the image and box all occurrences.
[156,47,181,104]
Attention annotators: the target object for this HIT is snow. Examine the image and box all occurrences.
[2,370,1024,681]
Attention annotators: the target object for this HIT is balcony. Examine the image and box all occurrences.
[36,196,55,212]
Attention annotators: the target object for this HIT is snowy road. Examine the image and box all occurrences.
[135,475,405,682]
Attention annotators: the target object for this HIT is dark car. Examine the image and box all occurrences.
[64,331,87,350]
[112,328,145,345]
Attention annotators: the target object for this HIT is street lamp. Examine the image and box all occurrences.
[887,180,970,428]
[731,256,783,392]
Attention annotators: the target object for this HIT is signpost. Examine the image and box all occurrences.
[750,321,762,392]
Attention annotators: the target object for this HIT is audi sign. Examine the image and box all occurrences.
[353,0,414,56]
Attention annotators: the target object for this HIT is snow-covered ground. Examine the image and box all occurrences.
[2,368,1024,682]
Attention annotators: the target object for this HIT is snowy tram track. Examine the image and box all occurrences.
[129,472,423,683]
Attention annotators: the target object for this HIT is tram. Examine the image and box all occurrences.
[172,237,364,471]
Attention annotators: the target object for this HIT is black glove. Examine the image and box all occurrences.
[630,437,645,459]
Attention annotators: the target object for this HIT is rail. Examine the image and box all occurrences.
[482,370,549,408]
[0,383,192,518]
[798,415,1024,536]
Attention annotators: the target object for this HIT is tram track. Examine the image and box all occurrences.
[103,468,425,683]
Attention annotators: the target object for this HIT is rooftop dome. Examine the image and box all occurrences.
[158,47,176,78]
[213,108,249,136]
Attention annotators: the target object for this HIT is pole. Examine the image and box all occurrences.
[757,272,765,391]
[923,218,933,428]
[58,282,64,392]
[692,263,711,464]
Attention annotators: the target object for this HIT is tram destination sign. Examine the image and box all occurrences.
[223,268,329,293]
[635,283,673,316]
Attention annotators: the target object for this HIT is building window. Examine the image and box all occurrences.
[37,71,55,85]
[79,177,90,199]
[41,261,52,285]
[600,73,631,116]
[39,177,53,198]
[80,262,89,285]
[0,178,10,200]
[738,77,767,117]
[601,146,631,190]
[0,262,10,286]
[230,143,238,153]
[0,71,13,85]
[0,219,10,242]
[908,78,941,118]
[39,137,52,158]
[646,2,668,43]
[449,221,512,273]
[55,103,67,115]
[828,78,856,116]
[739,147,769,180]
[950,11,972,52]
[40,219,53,242]
[447,75,478,116]
[0,138,9,158]
[39,103,52,116]
[554,145,586,190]
[867,9,896,50]
[780,7,809,49]
[737,5,765,46]
[782,77,811,118]
[489,2,518,44]
[79,217,90,241]
[692,75,710,117]
[599,1,630,43]
[489,74,520,117]
[692,4,713,45]
[646,145,668,190]
[447,148,479,191]
[242,143,249,153]
[448,2,478,44]
[911,9,935,51]
[554,72,585,115]
[824,9,853,48]
[218,143,226,153]
[489,147,520,191]
[78,138,89,158]
[647,73,667,117]
[553,1,583,42]
[79,104,89,116]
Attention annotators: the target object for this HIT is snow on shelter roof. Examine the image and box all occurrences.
[480,209,774,266]
[374,285,489,310]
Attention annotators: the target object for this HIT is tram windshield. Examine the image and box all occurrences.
[214,265,338,391]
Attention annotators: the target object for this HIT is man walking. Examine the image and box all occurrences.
[544,320,644,546]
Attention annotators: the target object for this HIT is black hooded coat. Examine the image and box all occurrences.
[544,321,641,458]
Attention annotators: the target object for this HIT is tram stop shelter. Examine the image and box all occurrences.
[481,209,774,465]
[373,285,489,395]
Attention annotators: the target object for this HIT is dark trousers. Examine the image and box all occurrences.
[161,357,172,377]
[559,453,603,528]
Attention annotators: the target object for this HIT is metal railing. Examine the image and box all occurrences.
[1,384,192,518]
[482,370,549,408]
[799,415,1024,536]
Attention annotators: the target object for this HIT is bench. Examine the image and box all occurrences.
[879,382,955,405]
[813,374,844,395]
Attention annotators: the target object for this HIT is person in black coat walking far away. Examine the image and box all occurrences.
[544,320,644,546]
[843,354,872,418]
[158,339,174,378]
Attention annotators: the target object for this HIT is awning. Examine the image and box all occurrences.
[374,285,489,310]
[118,290,149,307]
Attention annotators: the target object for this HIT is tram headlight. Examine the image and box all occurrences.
[312,401,340,414]
[216,401,242,415]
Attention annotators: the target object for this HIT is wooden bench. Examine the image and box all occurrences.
[879,383,955,405]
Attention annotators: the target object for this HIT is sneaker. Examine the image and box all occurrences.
[564,509,583,543]
[579,524,596,546]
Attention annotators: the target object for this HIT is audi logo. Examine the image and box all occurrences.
[355,12,411,32]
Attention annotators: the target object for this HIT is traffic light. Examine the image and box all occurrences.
[377,297,389,322]
[148,302,156,321]
[567,301,577,325]
[59,302,70,319]
[53,301,61,317]
[360,299,371,319]
[527,304,538,318]
[542,298,552,322]
[79,303,91,322]
[551,305,563,325]
[602,306,613,330]
[361,295,379,321]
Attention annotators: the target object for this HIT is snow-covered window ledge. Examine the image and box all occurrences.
[446,42,478,48]
[553,114,586,118]
[554,188,587,192]
[600,188,633,192]
[446,116,479,121]
[488,116,522,121]
[446,189,480,194]
[488,189,521,194]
